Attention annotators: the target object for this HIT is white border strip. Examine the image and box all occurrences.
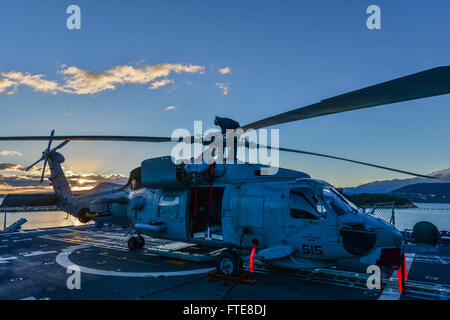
[56,245,214,278]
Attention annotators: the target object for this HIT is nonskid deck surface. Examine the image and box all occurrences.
[0,226,448,300]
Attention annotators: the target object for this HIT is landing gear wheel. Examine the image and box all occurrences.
[137,236,145,249]
[127,236,139,250]
[216,249,242,277]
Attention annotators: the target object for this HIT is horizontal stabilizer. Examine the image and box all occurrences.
[0,193,58,208]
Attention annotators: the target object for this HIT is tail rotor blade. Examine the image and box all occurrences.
[52,140,69,151]
[25,156,44,171]
[40,158,48,183]
[46,130,55,152]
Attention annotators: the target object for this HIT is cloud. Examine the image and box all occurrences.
[0,63,205,95]
[165,105,177,111]
[0,163,128,194]
[67,172,128,186]
[216,82,230,95]
[0,163,23,171]
[58,67,116,94]
[0,173,43,187]
[0,183,52,194]
[0,150,23,156]
[58,63,204,94]
[0,78,16,94]
[0,162,46,178]
[0,71,60,94]
[149,78,174,90]
[219,66,231,75]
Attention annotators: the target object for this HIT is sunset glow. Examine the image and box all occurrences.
[0,162,127,194]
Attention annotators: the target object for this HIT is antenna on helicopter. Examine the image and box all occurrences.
[24,130,70,183]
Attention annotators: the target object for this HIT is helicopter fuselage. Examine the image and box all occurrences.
[88,157,403,269]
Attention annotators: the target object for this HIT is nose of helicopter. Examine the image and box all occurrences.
[368,216,403,248]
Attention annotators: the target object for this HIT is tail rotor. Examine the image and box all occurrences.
[24,130,69,183]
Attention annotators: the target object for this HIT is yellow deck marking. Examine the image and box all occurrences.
[99,253,159,266]
[167,259,188,265]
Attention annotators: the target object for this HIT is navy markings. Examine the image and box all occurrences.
[302,244,323,255]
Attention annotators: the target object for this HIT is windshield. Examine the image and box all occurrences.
[331,187,360,211]
[322,187,358,216]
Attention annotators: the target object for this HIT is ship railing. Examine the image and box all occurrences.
[362,201,396,226]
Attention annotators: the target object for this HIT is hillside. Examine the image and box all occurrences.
[346,193,417,208]
[343,167,450,194]
[390,183,450,203]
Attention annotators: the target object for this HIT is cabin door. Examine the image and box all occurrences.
[285,186,338,258]
[188,187,225,240]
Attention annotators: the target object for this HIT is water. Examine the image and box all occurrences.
[369,203,450,231]
[1,203,449,232]
[1,210,89,231]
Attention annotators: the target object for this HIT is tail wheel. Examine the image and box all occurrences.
[77,209,92,224]
[216,249,242,277]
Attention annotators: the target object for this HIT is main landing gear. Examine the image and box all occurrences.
[216,248,242,277]
[128,235,145,250]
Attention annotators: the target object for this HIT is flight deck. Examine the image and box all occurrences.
[0,225,448,300]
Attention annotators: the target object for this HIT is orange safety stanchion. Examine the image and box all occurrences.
[397,268,403,292]
[403,255,408,280]
[249,247,256,273]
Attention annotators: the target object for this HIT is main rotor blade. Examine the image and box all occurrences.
[51,140,70,151]
[241,66,450,130]
[256,144,437,179]
[0,136,174,142]
[25,156,44,171]
[40,158,48,183]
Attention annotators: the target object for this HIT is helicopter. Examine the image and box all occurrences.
[0,66,449,276]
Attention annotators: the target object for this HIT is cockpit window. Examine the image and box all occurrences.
[289,188,326,220]
[290,208,318,220]
[322,187,358,216]
[127,167,143,191]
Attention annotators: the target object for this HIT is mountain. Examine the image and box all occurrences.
[390,183,450,203]
[346,193,416,208]
[343,167,450,194]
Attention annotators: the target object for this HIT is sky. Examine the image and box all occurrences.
[0,0,449,193]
